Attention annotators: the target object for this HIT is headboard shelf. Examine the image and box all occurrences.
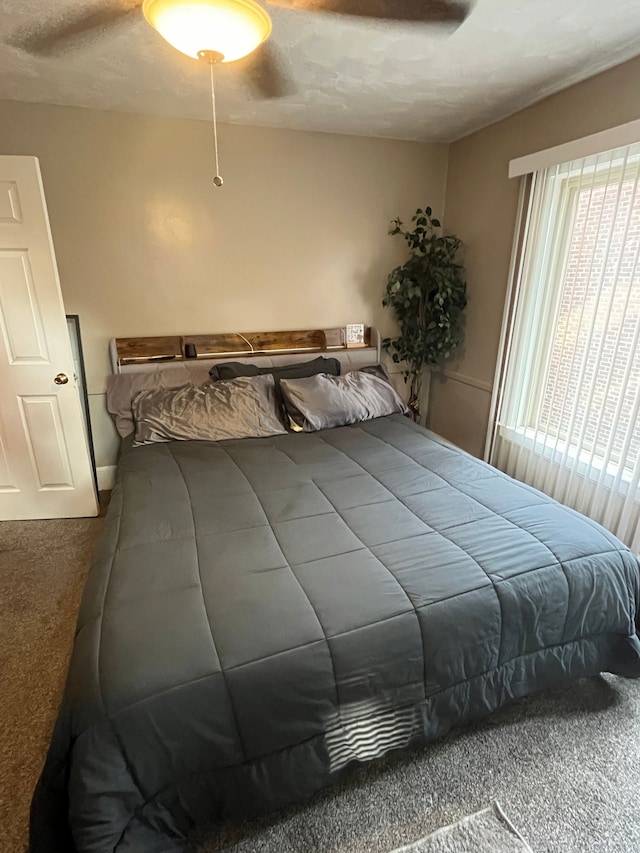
[112,327,373,369]
[114,335,183,363]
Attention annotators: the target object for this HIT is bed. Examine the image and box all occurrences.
[31,329,640,853]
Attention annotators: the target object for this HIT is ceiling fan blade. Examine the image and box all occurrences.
[266,0,468,24]
[8,1,141,57]
[231,43,296,100]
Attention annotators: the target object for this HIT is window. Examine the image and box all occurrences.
[491,142,640,551]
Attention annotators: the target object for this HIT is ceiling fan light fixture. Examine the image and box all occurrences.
[142,0,272,63]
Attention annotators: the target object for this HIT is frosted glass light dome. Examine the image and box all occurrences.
[142,0,272,63]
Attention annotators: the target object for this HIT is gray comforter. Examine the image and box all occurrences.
[31,415,640,852]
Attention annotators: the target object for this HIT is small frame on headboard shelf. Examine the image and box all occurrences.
[345,324,366,348]
[114,327,373,366]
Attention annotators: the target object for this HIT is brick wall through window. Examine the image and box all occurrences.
[538,177,640,470]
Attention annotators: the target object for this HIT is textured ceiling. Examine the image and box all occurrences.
[0,0,639,142]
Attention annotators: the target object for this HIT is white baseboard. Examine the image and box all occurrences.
[96,465,116,491]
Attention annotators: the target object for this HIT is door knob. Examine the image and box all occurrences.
[54,373,69,385]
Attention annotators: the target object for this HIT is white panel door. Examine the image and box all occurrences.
[0,156,97,519]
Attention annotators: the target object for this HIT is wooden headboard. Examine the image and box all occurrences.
[110,327,379,373]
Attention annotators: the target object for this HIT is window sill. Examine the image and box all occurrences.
[498,424,638,498]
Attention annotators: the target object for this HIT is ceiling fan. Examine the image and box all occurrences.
[7,0,468,187]
[8,0,470,100]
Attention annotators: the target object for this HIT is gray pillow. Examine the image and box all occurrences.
[350,363,392,383]
[131,374,287,446]
[280,372,409,432]
[209,356,341,424]
[208,356,341,382]
[106,366,192,438]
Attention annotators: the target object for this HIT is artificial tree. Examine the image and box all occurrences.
[382,206,467,421]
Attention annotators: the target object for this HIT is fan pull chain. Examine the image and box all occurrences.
[208,58,223,188]
[198,50,225,187]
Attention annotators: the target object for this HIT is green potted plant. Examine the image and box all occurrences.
[382,205,467,421]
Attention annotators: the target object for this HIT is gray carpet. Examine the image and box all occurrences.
[2,500,640,853]
[194,675,640,853]
[0,496,109,853]
[389,804,532,852]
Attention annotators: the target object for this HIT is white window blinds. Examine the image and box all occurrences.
[490,141,640,551]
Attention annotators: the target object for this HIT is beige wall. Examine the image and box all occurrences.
[431,54,640,458]
[0,100,448,469]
